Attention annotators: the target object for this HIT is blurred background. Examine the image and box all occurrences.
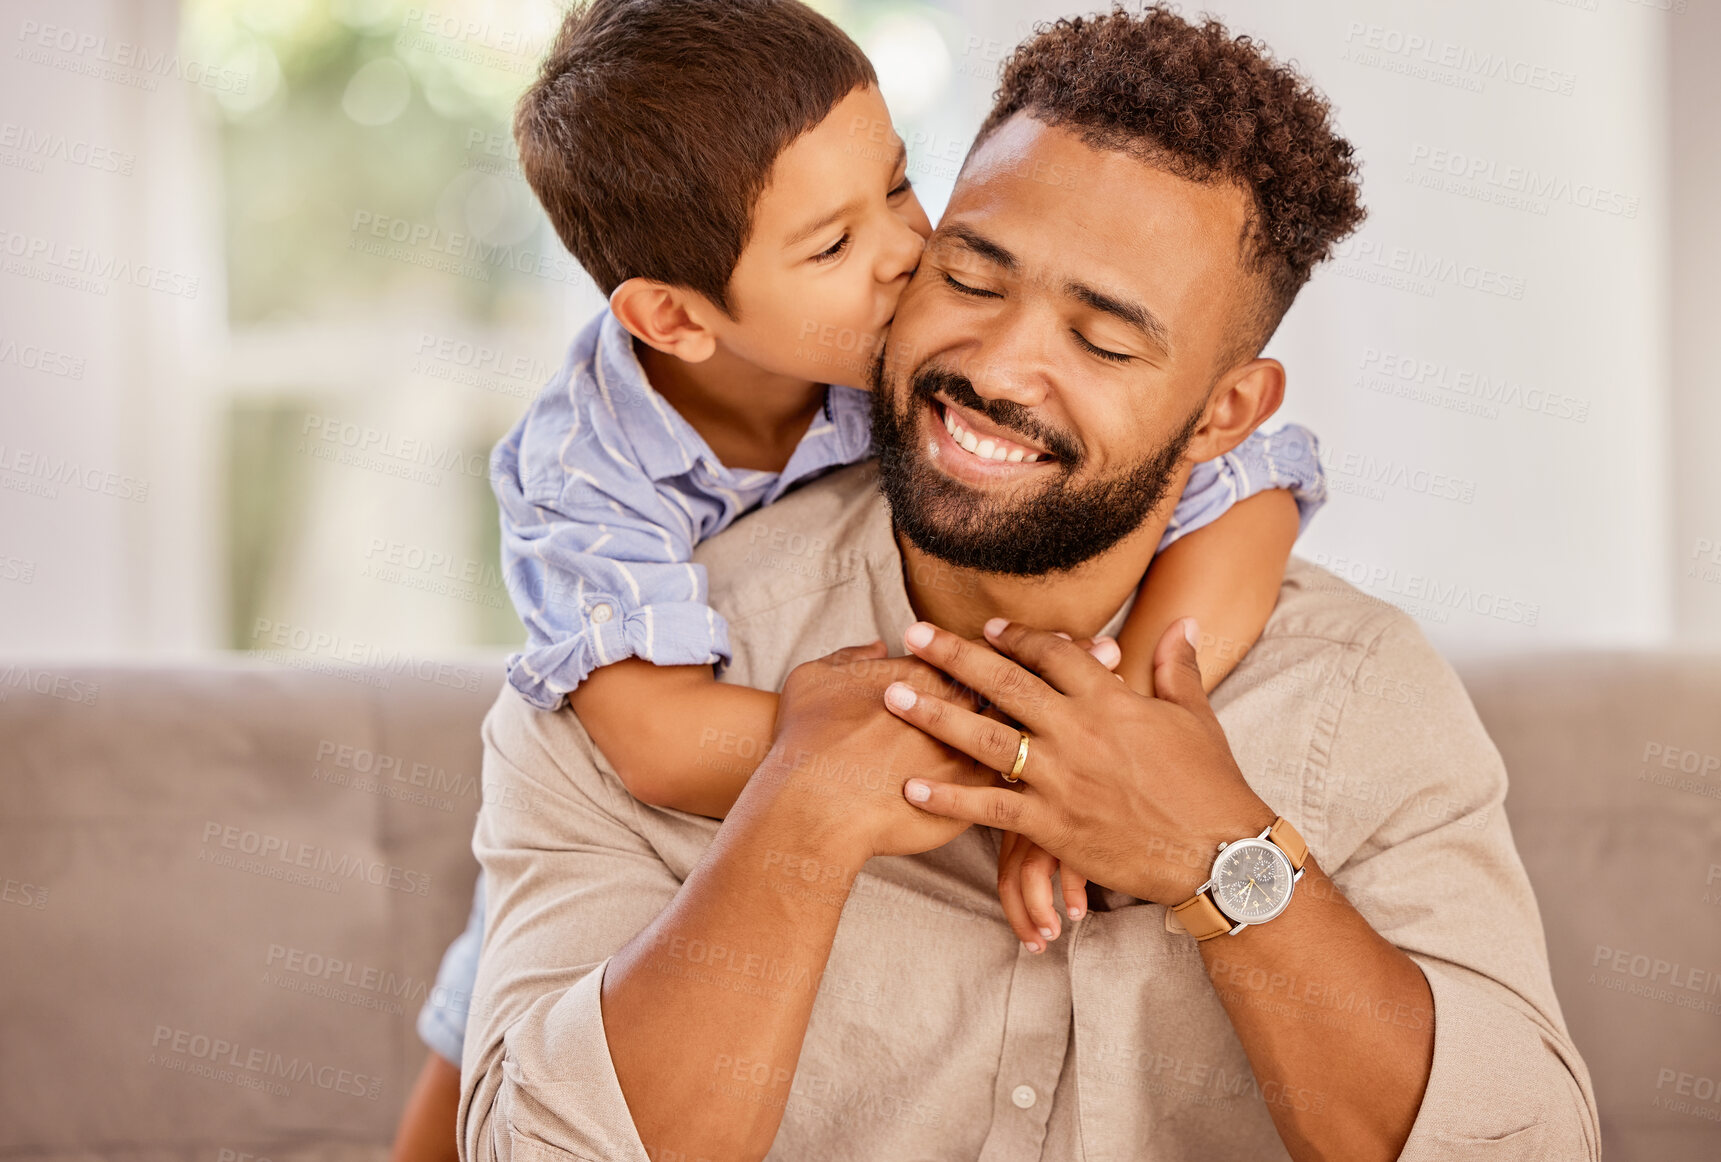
[2,0,1716,663]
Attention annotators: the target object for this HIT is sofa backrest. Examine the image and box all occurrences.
[2,653,1718,1158]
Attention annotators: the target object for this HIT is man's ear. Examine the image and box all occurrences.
[1185,358,1286,463]
[608,278,721,363]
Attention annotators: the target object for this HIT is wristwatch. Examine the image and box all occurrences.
[1171,816,1309,940]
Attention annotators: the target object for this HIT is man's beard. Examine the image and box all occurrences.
[868,359,1202,576]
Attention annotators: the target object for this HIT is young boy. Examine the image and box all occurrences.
[391,1,1324,1155]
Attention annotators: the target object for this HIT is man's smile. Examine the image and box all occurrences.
[925,398,1058,485]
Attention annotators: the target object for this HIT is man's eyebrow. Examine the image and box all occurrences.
[938,224,1018,272]
[1066,280,1172,354]
[784,143,909,251]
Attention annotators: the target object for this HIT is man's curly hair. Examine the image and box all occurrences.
[975,5,1366,363]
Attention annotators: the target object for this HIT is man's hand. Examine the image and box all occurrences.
[881,616,1272,905]
[756,640,995,861]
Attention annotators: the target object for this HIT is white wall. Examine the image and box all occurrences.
[942,0,1679,657]
[0,0,1708,658]
[0,0,227,655]
[1670,0,1721,644]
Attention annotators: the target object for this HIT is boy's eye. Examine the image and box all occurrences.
[813,234,851,262]
[1072,329,1131,363]
[889,175,914,198]
[942,271,1000,299]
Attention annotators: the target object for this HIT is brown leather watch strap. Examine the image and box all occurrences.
[1268,816,1308,871]
[1170,890,1232,941]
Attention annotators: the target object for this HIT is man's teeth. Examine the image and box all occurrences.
[943,406,1045,463]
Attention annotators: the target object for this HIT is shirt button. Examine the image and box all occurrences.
[590,603,614,624]
[1011,1084,1037,1110]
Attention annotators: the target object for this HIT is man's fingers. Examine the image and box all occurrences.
[901,622,1061,727]
[884,683,1027,776]
[1151,617,1215,718]
[903,776,1040,838]
[982,619,1115,697]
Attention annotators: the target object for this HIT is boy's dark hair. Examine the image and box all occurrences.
[515,0,876,316]
[975,5,1366,363]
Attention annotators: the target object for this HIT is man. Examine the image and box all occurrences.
[459,9,1598,1161]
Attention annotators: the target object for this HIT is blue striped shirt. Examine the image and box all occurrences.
[491,309,1325,710]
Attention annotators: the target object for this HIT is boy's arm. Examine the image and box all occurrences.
[1114,489,1299,696]
[566,661,779,819]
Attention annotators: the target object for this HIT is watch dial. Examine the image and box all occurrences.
[1213,842,1292,924]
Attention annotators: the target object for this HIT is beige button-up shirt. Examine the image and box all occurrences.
[460,461,1599,1161]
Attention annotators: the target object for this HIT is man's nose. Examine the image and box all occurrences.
[961,312,1054,410]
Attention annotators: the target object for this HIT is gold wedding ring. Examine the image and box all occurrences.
[1003,732,1030,782]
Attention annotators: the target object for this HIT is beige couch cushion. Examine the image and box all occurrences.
[1,652,1717,1159]
[0,661,494,1162]
[1459,652,1721,1162]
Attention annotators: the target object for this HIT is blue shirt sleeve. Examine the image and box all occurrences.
[492,393,732,713]
[1158,423,1326,554]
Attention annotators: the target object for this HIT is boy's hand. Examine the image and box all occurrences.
[991,634,1116,952]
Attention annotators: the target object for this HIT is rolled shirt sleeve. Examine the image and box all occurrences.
[458,689,677,1162]
[1317,616,1600,1159]
[1159,423,1326,553]
[493,422,731,711]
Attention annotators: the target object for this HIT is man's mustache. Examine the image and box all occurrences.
[908,366,1083,466]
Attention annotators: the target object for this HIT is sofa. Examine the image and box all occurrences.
[1,650,1718,1160]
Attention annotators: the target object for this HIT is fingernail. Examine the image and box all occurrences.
[1091,639,1121,668]
[1068,906,1085,920]
[904,780,930,802]
[1053,631,1071,641]
[885,682,917,711]
[1037,926,1054,939]
[1182,618,1200,649]
[984,617,1008,639]
[905,622,934,649]
[1024,941,1042,954]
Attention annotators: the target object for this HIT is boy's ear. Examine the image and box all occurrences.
[608,278,721,363]
[1184,358,1286,463]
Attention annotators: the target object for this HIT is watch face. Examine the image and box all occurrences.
[1210,838,1294,925]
